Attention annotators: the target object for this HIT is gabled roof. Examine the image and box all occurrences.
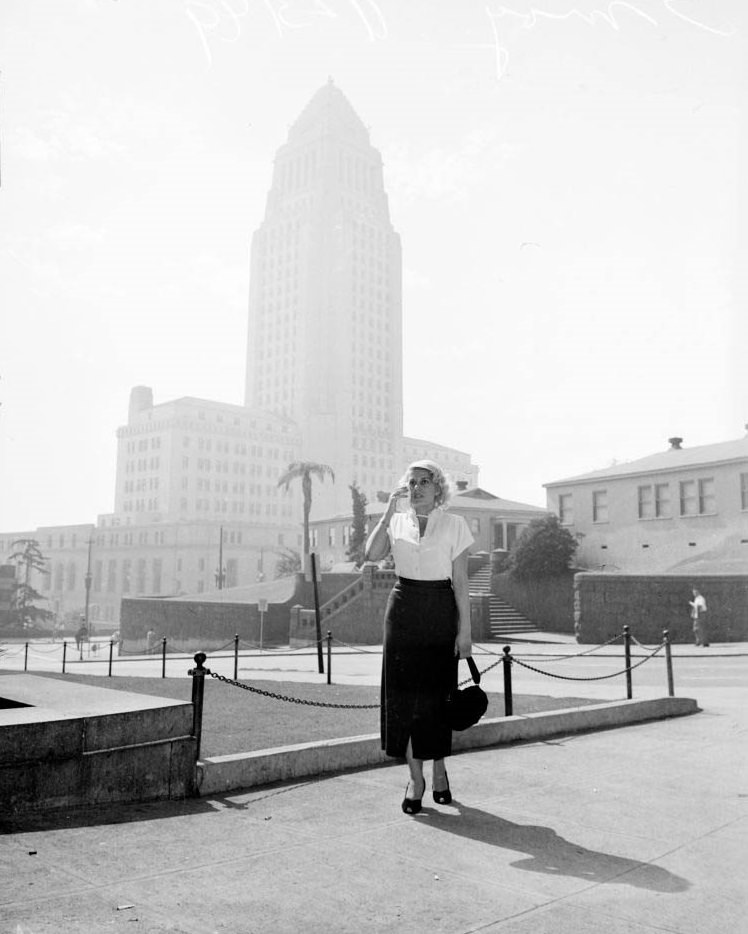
[312,488,546,523]
[545,435,748,487]
[451,490,546,515]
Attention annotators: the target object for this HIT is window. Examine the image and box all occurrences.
[680,478,715,516]
[592,490,608,523]
[698,478,715,514]
[655,483,671,518]
[679,480,697,516]
[558,494,574,525]
[328,527,336,547]
[742,473,748,511]
[470,517,480,536]
[638,485,653,519]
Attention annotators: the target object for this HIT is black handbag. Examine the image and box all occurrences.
[446,656,488,731]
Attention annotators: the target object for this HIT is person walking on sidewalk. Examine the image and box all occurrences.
[689,587,709,646]
[365,459,474,815]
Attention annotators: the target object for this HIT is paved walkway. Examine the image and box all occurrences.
[1,638,747,932]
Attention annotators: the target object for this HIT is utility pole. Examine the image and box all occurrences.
[84,534,93,636]
[215,526,226,590]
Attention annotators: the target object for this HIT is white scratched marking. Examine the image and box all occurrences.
[481,1,735,79]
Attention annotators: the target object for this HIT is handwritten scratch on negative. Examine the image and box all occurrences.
[183,0,388,67]
[482,1,735,79]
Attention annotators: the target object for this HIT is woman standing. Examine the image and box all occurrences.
[365,460,474,814]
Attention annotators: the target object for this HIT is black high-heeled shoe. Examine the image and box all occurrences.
[401,780,424,815]
[432,772,452,805]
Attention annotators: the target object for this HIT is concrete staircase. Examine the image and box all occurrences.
[469,565,540,640]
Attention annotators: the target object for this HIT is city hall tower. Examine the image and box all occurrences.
[244,81,404,519]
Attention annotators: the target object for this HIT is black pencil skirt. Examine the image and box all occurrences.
[380,577,458,760]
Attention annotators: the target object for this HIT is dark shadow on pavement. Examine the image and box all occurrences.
[421,799,690,893]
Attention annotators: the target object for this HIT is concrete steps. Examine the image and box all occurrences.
[469,566,540,640]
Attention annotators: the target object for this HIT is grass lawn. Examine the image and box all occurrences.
[33,671,606,757]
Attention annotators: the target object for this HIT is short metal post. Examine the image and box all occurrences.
[189,652,208,761]
[502,646,513,716]
[624,626,632,699]
[108,640,114,677]
[24,642,29,672]
[234,633,239,680]
[161,637,167,678]
[62,640,67,673]
[327,631,332,685]
[663,629,675,697]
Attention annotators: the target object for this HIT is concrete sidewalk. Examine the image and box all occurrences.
[2,685,746,933]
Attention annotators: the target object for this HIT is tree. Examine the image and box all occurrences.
[277,461,335,570]
[274,548,302,579]
[8,539,54,630]
[508,515,577,581]
[346,482,368,566]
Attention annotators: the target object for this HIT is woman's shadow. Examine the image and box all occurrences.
[422,799,689,893]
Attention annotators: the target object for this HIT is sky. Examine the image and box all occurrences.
[0,0,745,532]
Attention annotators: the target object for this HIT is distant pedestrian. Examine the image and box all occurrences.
[689,588,709,646]
[75,624,88,651]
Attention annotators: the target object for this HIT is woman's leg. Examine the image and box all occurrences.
[432,758,448,791]
[405,739,425,798]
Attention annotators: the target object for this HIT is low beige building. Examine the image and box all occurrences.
[544,432,748,574]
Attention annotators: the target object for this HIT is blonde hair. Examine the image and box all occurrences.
[398,459,453,508]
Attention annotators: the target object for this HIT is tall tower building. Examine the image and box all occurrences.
[244,80,404,518]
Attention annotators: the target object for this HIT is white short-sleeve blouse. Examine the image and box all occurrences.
[388,507,474,581]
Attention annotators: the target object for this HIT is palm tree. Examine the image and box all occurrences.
[277,461,335,571]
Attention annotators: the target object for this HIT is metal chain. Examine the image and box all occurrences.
[458,657,502,687]
[208,669,380,709]
[510,643,664,681]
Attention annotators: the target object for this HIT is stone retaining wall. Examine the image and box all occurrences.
[574,572,748,643]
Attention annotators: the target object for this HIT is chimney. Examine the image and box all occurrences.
[668,437,683,450]
[456,480,468,492]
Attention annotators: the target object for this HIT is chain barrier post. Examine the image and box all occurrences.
[327,631,332,685]
[234,633,239,680]
[161,637,167,678]
[24,642,29,672]
[663,629,675,697]
[502,646,513,716]
[108,639,114,676]
[62,640,67,673]
[188,652,209,761]
[623,626,632,699]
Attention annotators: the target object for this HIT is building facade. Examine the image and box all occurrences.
[309,485,548,571]
[545,433,748,574]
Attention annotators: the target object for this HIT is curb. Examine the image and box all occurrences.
[195,695,699,796]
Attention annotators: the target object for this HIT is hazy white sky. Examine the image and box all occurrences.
[0,0,744,531]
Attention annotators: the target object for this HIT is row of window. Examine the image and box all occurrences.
[558,474,747,525]
[124,437,162,454]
